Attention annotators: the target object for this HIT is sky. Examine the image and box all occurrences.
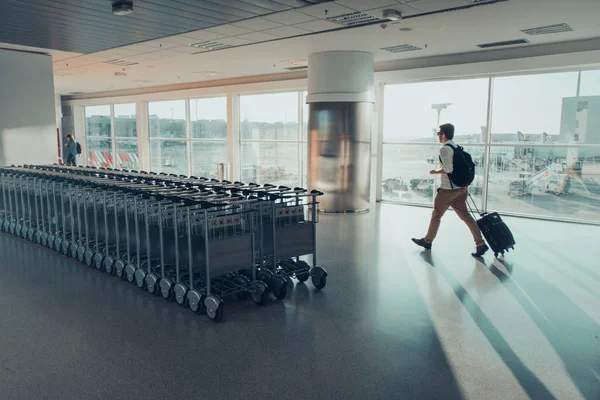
[383,69,600,142]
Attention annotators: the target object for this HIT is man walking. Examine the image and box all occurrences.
[64,134,78,166]
[412,123,489,257]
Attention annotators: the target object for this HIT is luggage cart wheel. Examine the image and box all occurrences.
[115,260,126,279]
[93,253,104,270]
[159,278,175,301]
[103,256,115,275]
[61,240,71,256]
[54,237,63,252]
[269,275,287,300]
[69,243,79,259]
[251,281,269,306]
[145,273,160,295]
[310,267,328,290]
[187,290,206,315]
[205,295,224,322]
[257,269,274,290]
[77,246,86,263]
[35,230,42,244]
[47,234,55,249]
[174,283,189,306]
[84,249,95,267]
[125,263,136,282]
[28,228,35,241]
[134,268,147,289]
[294,261,310,283]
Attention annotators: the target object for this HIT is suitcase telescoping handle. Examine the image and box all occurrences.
[467,193,486,218]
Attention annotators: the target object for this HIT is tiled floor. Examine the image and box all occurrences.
[0,204,598,400]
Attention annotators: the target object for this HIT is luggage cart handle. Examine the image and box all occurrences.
[273,189,324,199]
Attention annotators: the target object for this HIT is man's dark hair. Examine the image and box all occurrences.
[439,123,455,140]
[66,134,73,139]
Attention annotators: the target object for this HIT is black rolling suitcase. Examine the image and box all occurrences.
[468,195,515,257]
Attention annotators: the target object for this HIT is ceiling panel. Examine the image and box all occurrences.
[262,25,312,38]
[293,20,342,32]
[0,0,313,53]
[205,24,254,37]
[336,0,400,11]
[262,10,317,25]
[297,3,356,19]
[237,31,281,42]
[403,0,469,13]
[231,17,284,31]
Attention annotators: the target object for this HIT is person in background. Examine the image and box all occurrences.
[411,123,489,257]
[64,134,78,166]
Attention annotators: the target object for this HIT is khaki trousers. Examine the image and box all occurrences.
[424,187,485,246]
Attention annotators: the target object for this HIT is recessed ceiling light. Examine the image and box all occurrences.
[112,0,133,16]
[398,27,413,32]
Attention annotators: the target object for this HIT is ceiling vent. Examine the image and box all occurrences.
[114,71,127,77]
[464,0,495,3]
[521,23,573,35]
[54,72,72,76]
[477,39,529,48]
[381,44,422,53]
[132,79,154,83]
[327,11,382,27]
[190,41,232,50]
[103,59,138,67]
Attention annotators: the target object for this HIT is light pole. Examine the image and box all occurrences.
[431,103,452,140]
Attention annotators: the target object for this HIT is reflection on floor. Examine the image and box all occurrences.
[0,204,598,400]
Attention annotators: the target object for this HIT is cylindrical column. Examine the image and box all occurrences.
[307,51,374,213]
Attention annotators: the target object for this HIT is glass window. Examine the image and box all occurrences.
[190,97,227,139]
[302,142,308,188]
[383,78,489,143]
[115,139,139,170]
[303,90,309,141]
[85,105,111,137]
[240,92,299,140]
[241,142,299,187]
[382,144,485,205]
[580,69,600,97]
[150,140,187,176]
[85,105,112,168]
[87,138,113,168]
[191,142,227,179]
[487,146,600,221]
[490,72,578,144]
[148,100,186,138]
[113,103,138,170]
[114,103,137,137]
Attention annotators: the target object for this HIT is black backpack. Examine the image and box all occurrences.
[443,144,475,187]
[76,142,82,155]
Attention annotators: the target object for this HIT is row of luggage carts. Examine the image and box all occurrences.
[0,164,327,322]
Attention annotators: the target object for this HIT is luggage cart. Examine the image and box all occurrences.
[0,165,328,322]
[257,189,328,290]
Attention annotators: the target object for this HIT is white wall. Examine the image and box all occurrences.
[0,49,57,166]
